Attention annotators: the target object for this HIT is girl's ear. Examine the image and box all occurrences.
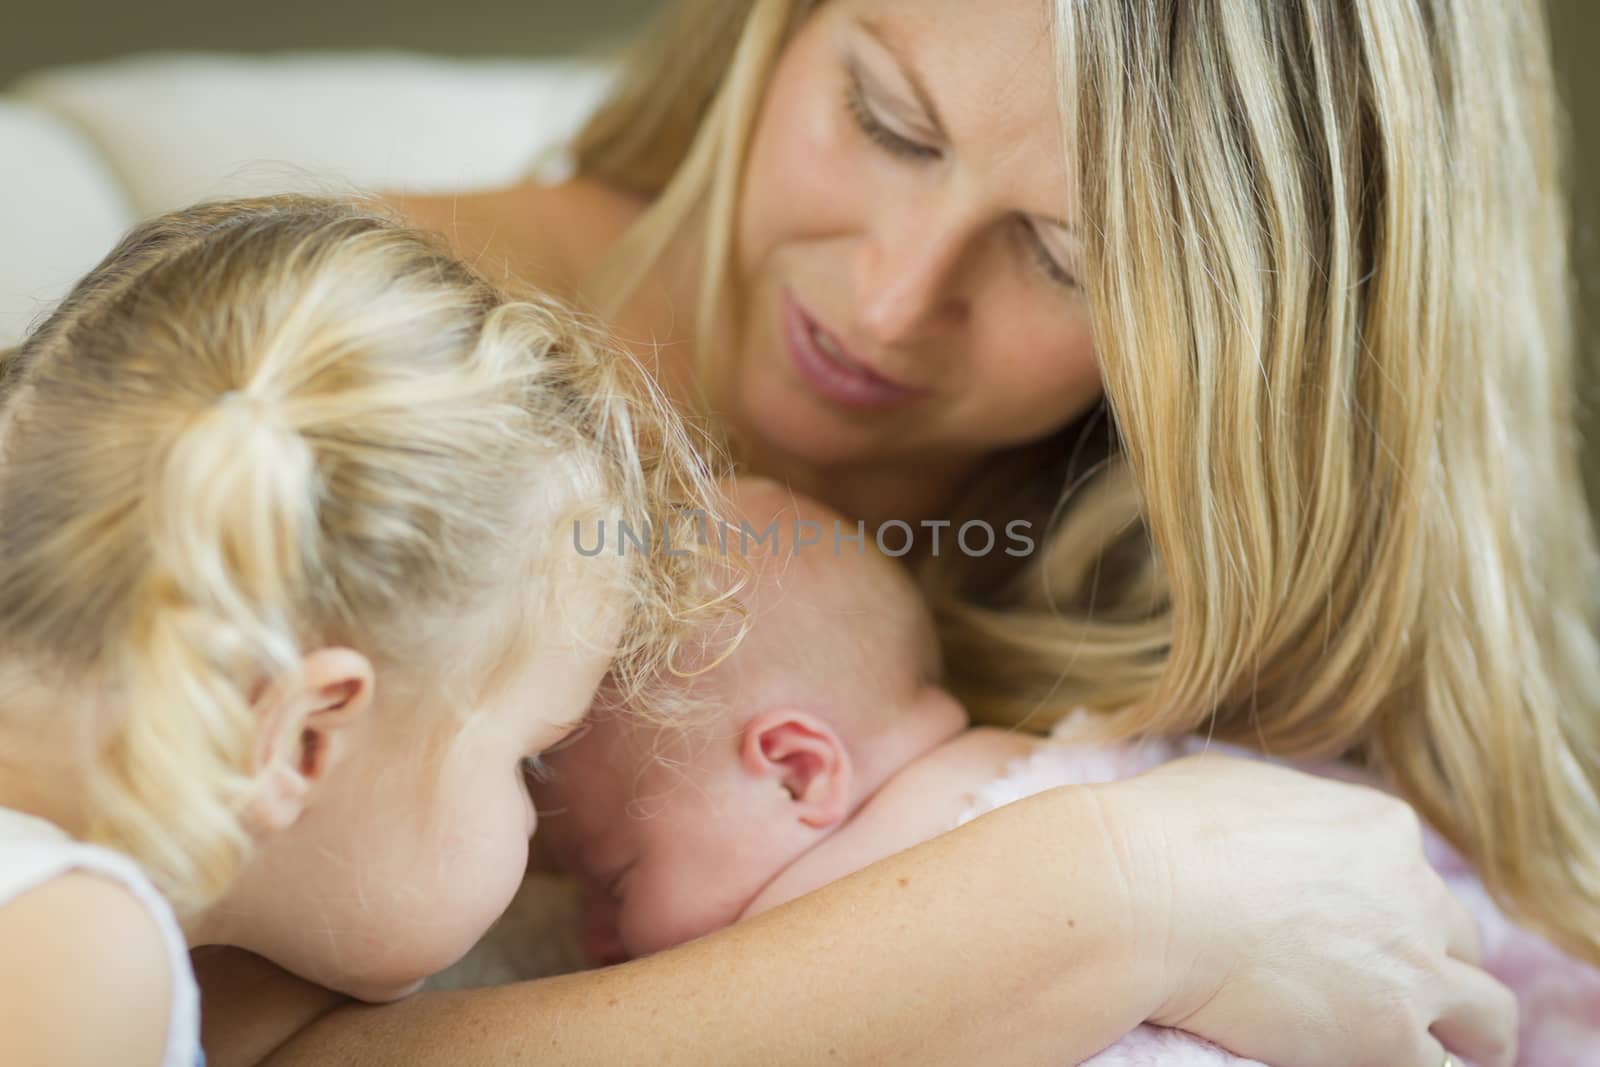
[247,647,375,836]
[738,710,853,829]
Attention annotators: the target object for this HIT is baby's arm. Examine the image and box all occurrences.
[0,873,174,1066]
[742,726,1039,919]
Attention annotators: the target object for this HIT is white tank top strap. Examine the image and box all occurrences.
[0,806,202,1067]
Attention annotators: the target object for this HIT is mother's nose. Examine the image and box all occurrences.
[852,217,970,347]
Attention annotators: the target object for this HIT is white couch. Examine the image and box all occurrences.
[0,52,612,347]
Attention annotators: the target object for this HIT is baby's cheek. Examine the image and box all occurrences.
[617,880,718,959]
[529,788,582,860]
[581,888,629,967]
[616,890,674,960]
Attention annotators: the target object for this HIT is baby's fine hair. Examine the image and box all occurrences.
[0,195,719,914]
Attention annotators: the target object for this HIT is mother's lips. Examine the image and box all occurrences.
[781,291,925,411]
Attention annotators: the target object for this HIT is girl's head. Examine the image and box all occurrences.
[0,195,717,997]
[578,0,1600,961]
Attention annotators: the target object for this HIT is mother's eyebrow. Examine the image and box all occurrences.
[856,16,948,140]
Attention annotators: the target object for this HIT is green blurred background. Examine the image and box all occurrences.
[4,0,1596,501]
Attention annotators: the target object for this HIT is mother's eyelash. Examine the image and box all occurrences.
[844,66,940,162]
[1021,222,1079,289]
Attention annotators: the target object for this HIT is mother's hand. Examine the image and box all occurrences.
[1105,754,1516,1067]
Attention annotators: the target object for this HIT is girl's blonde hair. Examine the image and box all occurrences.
[571,0,1600,960]
[0,195,720,915]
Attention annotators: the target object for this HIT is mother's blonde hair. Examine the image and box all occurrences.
[0,195,718,914]
[573,0,1600,960]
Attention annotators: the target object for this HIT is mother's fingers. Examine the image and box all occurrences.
[1430,957,1519,1067]
[1412,1032,1452,1067]
[1434,884,1483,967]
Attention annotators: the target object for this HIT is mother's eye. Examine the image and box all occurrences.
[843,67,941,162]
[1020,221,1079,289]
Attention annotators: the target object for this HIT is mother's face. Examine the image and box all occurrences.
[733,0,1101,475]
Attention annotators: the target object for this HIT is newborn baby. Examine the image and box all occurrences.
[531,480,1600,1066]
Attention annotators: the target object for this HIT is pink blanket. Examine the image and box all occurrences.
[954,718,1600,1066]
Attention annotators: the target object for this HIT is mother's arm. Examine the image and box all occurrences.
[204,759,1514,1067]
[211,785,1155,1066]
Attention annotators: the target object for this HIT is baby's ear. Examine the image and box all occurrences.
[247,647,375,835]
[739,710,853,829]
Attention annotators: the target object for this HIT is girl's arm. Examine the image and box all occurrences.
[212,759,1515,1067]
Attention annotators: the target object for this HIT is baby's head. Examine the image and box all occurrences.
[533,479,966,961]
[0,195,714,999]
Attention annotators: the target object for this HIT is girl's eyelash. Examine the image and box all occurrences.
[521,720,595,785]
[844,70,940,162]
[522,754,556,784]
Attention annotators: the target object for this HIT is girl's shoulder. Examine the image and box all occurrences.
[0,810,200,1067]
[383,177,647,302]
[0,871,174,1066]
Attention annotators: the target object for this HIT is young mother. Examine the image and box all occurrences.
[204,0,1595,1064]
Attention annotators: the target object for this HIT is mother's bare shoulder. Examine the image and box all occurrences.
[382,179,643,301]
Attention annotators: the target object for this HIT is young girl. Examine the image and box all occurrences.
[0,194,716,1065]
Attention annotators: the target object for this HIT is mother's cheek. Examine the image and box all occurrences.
[963,304,1103,447]
[738,20,870,273]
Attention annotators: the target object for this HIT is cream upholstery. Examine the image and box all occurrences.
[0,52,610,346]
